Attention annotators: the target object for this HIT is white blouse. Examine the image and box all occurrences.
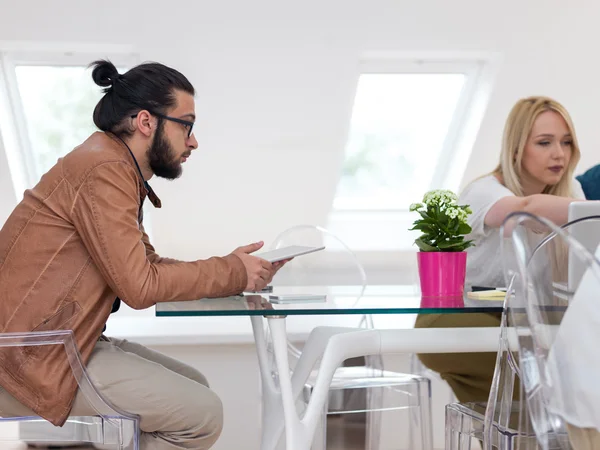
[459,175,585,289]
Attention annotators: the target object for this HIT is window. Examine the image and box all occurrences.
[0,50,152,230]
[0,51,137,188]
[329,57,494,251]
[335,72,466,210]
[14,65,117,178]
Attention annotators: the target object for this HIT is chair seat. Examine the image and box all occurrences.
[305,366,430,391]
[445,402,549,450]
[448,402,520,436]
[4,414,138,449]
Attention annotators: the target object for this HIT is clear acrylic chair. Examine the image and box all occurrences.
[501,211,600,450]
[410,353,457,412]
[444,269,536,450]
[267,224,433,450]
[0,330,140,449]
[444,215,600,450]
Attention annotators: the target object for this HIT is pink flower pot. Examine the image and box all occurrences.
[420,295,464,308]
[417,251,467,299]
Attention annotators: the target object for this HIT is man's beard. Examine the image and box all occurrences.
[148,120,182,180]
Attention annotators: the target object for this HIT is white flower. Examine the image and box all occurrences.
[422,189,458,207]
[409,203,421,212]
[447,208,459,219]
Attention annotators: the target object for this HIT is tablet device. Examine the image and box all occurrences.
[269,294,327,304]
[254,245,325,263]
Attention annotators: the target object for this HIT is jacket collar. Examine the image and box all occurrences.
[106,132,162,208]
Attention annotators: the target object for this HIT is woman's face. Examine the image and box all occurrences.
[520,110,573,195]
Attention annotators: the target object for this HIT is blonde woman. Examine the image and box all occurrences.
[415,96,587,403]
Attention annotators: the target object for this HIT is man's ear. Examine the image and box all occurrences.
[133,110,156,138]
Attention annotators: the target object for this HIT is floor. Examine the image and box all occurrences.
[4,435,368,450]
[326,415,369,449]
[5,445,92,450]
[4,411,378,450]
[2,418,369,450]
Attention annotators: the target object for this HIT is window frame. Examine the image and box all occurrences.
[0,47,139,194]
[328,53,500,252]
[332,57,486,213]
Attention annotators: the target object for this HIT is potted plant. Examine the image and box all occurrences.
[409,189,474,300]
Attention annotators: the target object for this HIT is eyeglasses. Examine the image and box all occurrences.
[130,112,194,138]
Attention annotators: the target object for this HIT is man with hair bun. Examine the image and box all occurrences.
[0,59,284,450]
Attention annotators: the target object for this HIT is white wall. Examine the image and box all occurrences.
[1,0,599,261]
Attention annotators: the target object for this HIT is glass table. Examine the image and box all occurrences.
[156,285,503,316]
[156,285,505,450]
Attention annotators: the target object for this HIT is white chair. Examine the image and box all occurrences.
[0,330,140,449]
[267,224,433,450]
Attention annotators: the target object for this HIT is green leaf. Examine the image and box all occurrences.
[436,221,452,236]
[458,223,472,235]
[414,218,437,227]
[437,237,464,249]
[438,241,464,250]
[414,238,438,252]
[418,211,434,222]
[444,239,475,252]
[409,224,435,234]
[461,239,475,249]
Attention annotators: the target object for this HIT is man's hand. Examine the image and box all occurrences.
[245,294,274,311]
[272,258,292,275]
[232,241,274,292]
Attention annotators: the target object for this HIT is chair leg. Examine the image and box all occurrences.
[310,405,327,450]
[445,426,455,450]
[446,429,474,450]
[458,432,474,450]
[365,386,383,450]
[418,381,434,450]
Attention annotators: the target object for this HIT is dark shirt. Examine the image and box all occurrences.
[576,164,600,201]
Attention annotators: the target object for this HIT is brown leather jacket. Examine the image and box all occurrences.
[0,132,247,425]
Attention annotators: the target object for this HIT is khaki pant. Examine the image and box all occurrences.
[414,313,520,402]
[567,424,600,450]
[0,337,223,450]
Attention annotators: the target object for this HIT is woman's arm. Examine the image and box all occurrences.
[485,194,580,228]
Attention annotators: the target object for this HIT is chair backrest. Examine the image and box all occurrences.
[267,225,376,364]
[531,215,600,293]
[269,224,367,297]
[0,330,139,447]
[500,212,600,450]
[481,270,535,450]
[567,204,600,289]
[269,224,367,321]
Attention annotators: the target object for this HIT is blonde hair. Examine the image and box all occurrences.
[471,97,582,284]
[493,96,581,198]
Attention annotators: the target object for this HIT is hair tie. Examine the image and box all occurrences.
[111,73,123,87]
